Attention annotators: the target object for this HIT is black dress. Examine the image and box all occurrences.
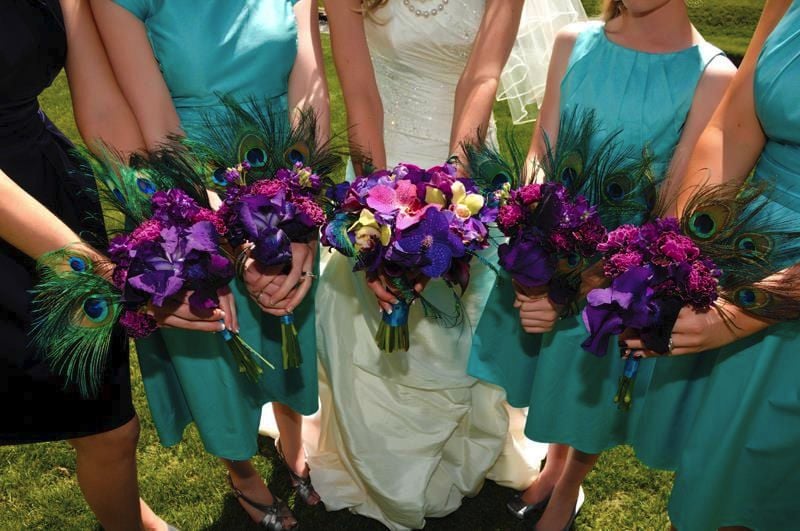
[0,0,134,444]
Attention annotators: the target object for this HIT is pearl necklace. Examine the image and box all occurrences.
[402,0,449,18]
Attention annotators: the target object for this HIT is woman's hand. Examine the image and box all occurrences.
[217,286,239,333]
[367,274,428,313]
[620,301,772,357]
[244,242,317,316]
[514,286,560,334]
[148,292,227,333]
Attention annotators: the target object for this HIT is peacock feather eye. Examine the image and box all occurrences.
[735,233,772,257]
[245,147,267,168]
[606,182,624,201]
[734,287,769,310]
[112,189,125,204]
[82,296,110,323]
[136,177,157,195]
[237,133,269,168]
[689,212,716,239]
[68,256,87,272]
[556,253,583,274]
[561,167,578,186]
[567,253,581,267]
[285,142,310,166]
[478,161,511,189]
[559,152,583,185]
[212,167,228,186]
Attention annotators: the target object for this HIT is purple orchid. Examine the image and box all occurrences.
[367,180,440,229]
[388,208,465,278]
[581,266,657,356]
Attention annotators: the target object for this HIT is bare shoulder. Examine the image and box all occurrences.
[696,53,738,98]
[554,21,598,50]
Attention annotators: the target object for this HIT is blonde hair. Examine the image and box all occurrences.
[601,0,625,21]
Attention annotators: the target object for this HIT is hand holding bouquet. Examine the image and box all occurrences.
[495,181,607,310]
[217,161,326,368]
[581,217,721,408]
[322,163,495,352]
[32,148,271,396]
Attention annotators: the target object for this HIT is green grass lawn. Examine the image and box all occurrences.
[2,6,762,528]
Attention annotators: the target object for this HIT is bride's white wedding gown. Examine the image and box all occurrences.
[265,1,584,529]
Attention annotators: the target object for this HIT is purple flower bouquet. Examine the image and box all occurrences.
[495,182,607,309]
[109,188,273,378]
[581,217,720,408]
[322,163,495,352]
[217,161,327,369]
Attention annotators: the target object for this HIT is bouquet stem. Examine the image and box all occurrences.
[221,325,274,380]
[375,300,410,353]
[614,356,640,411]
[280,314,302,369]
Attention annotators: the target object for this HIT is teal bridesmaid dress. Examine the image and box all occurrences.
[669,6,800,529]
[469,22,727,463]
[114,0,317,461]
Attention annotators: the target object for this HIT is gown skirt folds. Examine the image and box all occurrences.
[468,22,727,467]
[0,0,135,445]
[305,1,589,527]
[113,0,317,461]
[669,9,800,522]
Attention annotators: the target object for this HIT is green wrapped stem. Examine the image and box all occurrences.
[375,300,410,353]
[280,314,302,369]
[613,356,640,411]
[221,325,274,380]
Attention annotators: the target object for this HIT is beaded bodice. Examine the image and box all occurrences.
[365,0,487,166]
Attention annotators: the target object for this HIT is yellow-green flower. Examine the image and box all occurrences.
[450,181,485,219]
[349,209,392,250]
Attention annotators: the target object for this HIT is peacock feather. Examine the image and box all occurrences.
[75,143,211,232]
[30,247,123,398]
[188,97,342,190]
[540,108,660,230]
[462,128,530,192]
[680,179,800,321]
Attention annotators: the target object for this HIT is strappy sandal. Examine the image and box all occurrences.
[275,440,321,506]
[226,473,298,530]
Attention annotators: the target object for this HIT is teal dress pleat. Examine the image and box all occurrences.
[114,0,317,461]
[669,5,800,528]
[469,22,726,464]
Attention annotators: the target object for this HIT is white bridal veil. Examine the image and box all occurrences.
[499,0,588,124]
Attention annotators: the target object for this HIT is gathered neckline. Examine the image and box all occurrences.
[601,27,701,57]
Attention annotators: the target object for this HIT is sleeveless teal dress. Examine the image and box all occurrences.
[668,6,800,529]
[114,0,318,461]
[469,23,726,462]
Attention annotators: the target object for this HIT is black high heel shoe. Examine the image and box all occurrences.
[275,440,321,506]
[227,473,298,530]
[507,492,551,520]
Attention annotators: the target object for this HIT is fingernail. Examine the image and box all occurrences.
[633,350,644,359]
[392,299,399,305]
[386,308,393,315]
[620,348,631,358]
[220,323,226,331]
[236,328,240,334]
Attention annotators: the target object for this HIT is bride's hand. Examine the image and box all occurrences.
[367,275,400,313]
[367,273,428,313]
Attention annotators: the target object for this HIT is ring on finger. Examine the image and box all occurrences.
[301,271,317,280]
[667,336,674,354]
